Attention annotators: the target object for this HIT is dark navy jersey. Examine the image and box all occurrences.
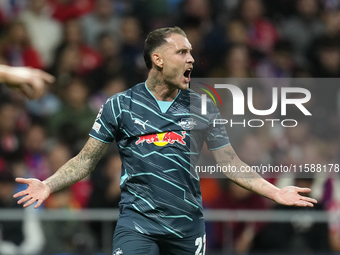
[89,82,229,238]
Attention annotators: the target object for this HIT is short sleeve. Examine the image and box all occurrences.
[89,99,117,143]
[205,102,230,150]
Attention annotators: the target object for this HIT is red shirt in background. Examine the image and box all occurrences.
[48,0,95,23]
[2,46,43,69]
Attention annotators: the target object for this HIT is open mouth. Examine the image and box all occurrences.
[183,68,192,82]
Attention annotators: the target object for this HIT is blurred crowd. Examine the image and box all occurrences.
[0,0,340,254]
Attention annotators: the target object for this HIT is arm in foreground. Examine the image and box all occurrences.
[212,144,317,207]
[0,65,55,99]
[13,137,110,208]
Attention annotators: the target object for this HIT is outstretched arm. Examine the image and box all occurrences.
[0,65,55,99]
[13,137,110,208]
[212,144,317,207]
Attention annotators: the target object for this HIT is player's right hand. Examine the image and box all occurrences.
[13,178,52,209]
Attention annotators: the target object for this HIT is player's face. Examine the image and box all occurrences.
[160,34,194,90]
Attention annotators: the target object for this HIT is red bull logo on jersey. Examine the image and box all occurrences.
[135,131,186,146]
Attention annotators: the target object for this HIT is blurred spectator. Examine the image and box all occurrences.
[43,186,95,254]
[255,40,295,105]
[121,16,142,50]
[273,121,312,166]
[49,0,95,23]
[132,0,170,31]
[262,0,296,21]
[197,144,224,253]
[226,19,248,45]
[300,141,330,200]
[89,76,128,112]
[224,0,242,14]
[44,185,80,209]
[237,132,272,167]
[0,157,7,173]
[182,18,211,77]
[25,82,61,119]
[198,144,224,208]
[0,170,45,255]
[23,123,50,180]
[48,77,96,150]
[281,0,325,68]
[0,21,43,69]
[88,154,121,209]
[210,43,254,78]
[307,10,340,73]
[44,143,95,253]
[19,0,62,68]
[321,0,340,12]
[0,171,23,250]
[322,10,340,38]
[0,1,27,25]
[253,176,330,253]
[120,16,146,86]
[309,74,340,137]
[86,32,123,93]
[96,32,121,60]
[10,158,32,193]
[181,0,227,69]
[181,0,212,24]
[237,0,279,57]
[88,154,121,249]
[328,199,340,253]
[113,0,134,16]
[50,44,81,89]
[256,40,295,78]
[3,95,30,133]
[80,0,121,48]
[311,38,340,77]
[52,18,102,80]
[211,180,268,253]
[0,101,23,162]
[48,143,72,173]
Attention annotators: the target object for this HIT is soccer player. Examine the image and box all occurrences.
[0,65,55,99]
[13,27,317,255]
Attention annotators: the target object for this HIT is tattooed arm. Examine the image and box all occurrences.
[211,144,317,207]
[13,137,110,208]
[43,138,109,192]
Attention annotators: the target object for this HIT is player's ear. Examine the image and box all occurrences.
[152,53,163,68]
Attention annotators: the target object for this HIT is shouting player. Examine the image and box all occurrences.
[13,27,317,255]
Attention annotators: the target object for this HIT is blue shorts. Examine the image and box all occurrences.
[112,224,206,255]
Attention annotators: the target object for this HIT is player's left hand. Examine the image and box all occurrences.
[272,186,317,207]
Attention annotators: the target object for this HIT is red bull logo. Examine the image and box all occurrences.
[135,134,160,145]
[135,131,186,146]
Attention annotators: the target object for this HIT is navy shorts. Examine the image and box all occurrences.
[112,224,206,255]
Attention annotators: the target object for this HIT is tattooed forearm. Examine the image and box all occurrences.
[43,138,109,193]
[223,149,235,160]
[218,158,260,191]
[212,144,279,200]
[216,159,232,166]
